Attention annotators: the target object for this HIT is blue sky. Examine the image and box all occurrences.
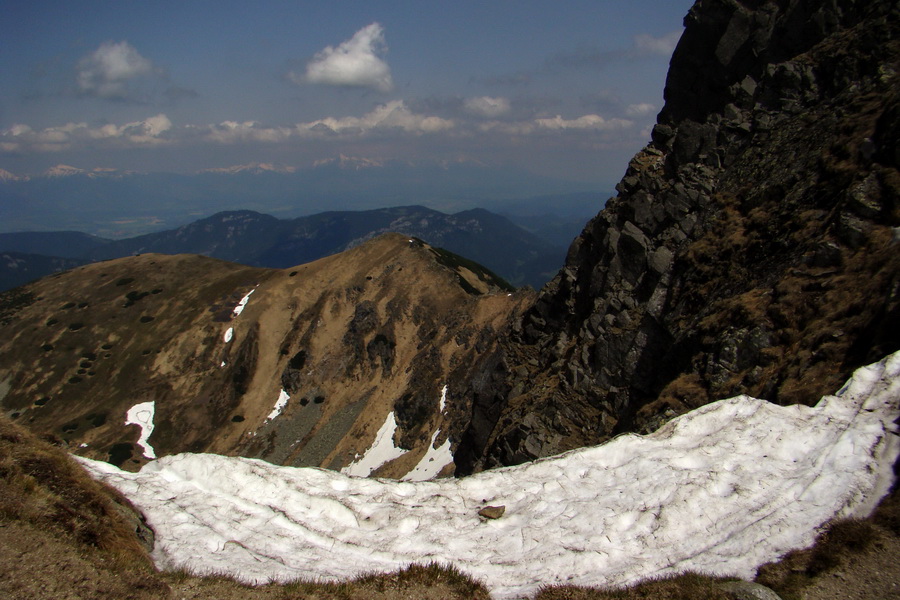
[1,1,692,186]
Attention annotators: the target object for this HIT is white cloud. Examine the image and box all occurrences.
[298,100,453,136]
[463,96,511,118]
[2,105,641,157]
[634,30,683,56]
[1,114,172,152]
[301,23,393,92]
[478,113,634,136]
[534,114,633,131]
[200,101,453,144]
[204,121,293,145]
[625,103,657,116]
[76,41,161,99]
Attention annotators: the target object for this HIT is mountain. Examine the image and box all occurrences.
[0,234,531,478]
[0,160,596,238]
[0,231,111,258]
[0,206,565,292]
[0,251,89,292]
[456,0,900,472]
[2,0,900,597]
[76,206,562,289]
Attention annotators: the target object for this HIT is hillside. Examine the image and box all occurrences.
[0,234,531,478]
[457,0,900,472]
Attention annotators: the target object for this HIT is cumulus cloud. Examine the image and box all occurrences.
[76,41,161,100]
[298,100,453,135]
[299,23,393,92]
[625,102,657,116]
[1,114,172,152]
[201,101,452,145]
[634,30,683,56]
[203,121,294,145]
[479,113,633,136]
[2,104,642,159]
[463,96,511,118]
[535,114,633,131]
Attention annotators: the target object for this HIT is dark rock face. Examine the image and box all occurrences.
[457,0,900,473]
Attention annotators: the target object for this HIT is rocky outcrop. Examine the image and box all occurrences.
[458,0,900,472]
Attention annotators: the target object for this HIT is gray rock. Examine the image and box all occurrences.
[111,501,155,553]
[719,580,783,600]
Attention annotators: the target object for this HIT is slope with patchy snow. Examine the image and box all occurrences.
[79,351,900,599]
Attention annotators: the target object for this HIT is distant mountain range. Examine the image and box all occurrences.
[0,159,603,239]
[0,205,572,292]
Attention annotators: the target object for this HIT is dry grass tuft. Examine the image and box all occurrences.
[534,572,736,600]
[756,489,897,600]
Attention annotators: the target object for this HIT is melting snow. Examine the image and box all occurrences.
[266,389,290,422]
[232,287,256,317]
[223,327,233,343]
[80,352,900,599]
[439,384,448,413]
[124,401,156,459]
[341,412,407,477]
[403,430,453,482]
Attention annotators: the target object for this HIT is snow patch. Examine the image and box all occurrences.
[341,412,407,477]
[266,389,290,422]
[232,287,257,317]
[439,384,448,413]
[223,327,233,343]
[80,352,900,600]
[403,430,453,481]
[125,401,156,459]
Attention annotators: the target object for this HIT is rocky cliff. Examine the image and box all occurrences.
[457,0,900,472]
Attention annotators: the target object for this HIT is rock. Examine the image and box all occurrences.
[458,0,900,472]
[478,505,505,520]
[719,580,783,600]
[111,501,155,553]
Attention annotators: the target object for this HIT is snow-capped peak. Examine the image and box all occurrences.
[43,164,85,177]
[200,162,297,175]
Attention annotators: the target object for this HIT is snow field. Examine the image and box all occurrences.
[124,401,156,459]
[82,352,900,599]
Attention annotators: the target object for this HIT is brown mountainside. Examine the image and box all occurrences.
[457,0,900,472]
[0,234,531,477]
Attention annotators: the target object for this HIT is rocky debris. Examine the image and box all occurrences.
[458,0,900,472]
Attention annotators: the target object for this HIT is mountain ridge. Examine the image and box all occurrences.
[0,234,532,478]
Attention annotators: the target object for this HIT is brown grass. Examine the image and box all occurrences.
[534,572,736,600]
[756,486,898,600]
